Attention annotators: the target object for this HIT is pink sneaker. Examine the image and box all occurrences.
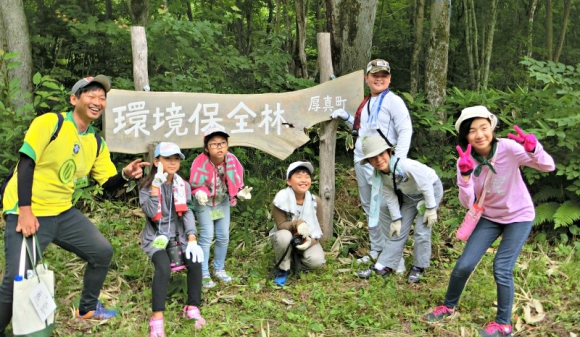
[183,305,206,329]
[149,317,165,337]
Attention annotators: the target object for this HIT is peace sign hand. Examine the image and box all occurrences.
[152,161,168,187]
[456,144,474,176]
[507,125,537,152]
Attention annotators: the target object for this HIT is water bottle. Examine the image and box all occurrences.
[14,275,23,282]
[166,239,186,272]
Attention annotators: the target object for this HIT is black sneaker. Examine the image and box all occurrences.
[408,265,424,283]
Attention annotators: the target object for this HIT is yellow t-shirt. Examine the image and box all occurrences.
[2,112,117,216]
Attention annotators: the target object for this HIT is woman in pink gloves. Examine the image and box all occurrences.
[422,106,555,337]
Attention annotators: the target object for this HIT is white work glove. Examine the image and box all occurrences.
[237,186,253,201]
[185,241,204,263]
[195,191,208,206]
[389,219,402,238]
[152,162,168,188]
[424,208,438,227]
[330,108,350,121]
[296,222,310,238]
[295,236,312,251]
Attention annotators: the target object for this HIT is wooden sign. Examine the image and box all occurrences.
[103,70,363,160]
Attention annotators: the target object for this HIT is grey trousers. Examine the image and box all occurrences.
[270,230,325,271]
[376,180,444,270]
[0,207,113,332]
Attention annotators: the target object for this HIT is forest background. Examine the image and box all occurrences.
[0,0,579,336]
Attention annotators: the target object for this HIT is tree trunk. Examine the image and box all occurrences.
[266,0,274,34]
[0,0,33,109]
[481,0,498,89]
[36,0,45,23]
[314,0,324,32]
[130,26,149,91]
[526,0,539,58]
[235,0,245,53]
[127,0,150,91]
[545,0,553,60]
[425,0,451,117]
[469,0,480,87]
[186,1,194,21]
[410,0,425,95]
[326,0,378,76]
[553,0,571,63]
[105,0,112,20]
[275,0,281,35]
[317,32,337,244]
[294,0,309,78]
[127,0,149,25]
[462,0,475,90]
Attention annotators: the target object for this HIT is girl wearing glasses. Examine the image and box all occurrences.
[189,126,252,288]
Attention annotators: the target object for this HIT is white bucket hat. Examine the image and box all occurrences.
[455,105,498,132]
[360,136,392,165]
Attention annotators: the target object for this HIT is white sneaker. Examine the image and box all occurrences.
[396,256,406,274]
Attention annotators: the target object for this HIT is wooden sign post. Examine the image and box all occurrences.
[317,32,339,244]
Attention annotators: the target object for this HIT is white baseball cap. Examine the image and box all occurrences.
[286,161,314,179]
[154,142,185,159]
[203,126,230,140]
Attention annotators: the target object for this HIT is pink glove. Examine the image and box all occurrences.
[456,144,474,176]
[507,125,537,152]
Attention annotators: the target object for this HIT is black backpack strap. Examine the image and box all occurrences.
[50,112,64,142]
[94,132,102,157]
[391,158,404,208]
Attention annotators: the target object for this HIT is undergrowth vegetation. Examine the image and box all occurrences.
[1,52,580,336]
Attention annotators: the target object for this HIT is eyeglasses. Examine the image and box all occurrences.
[208,141,228,149]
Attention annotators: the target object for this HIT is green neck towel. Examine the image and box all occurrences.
[472,141,497,177]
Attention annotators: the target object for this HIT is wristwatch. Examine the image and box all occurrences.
[121,170,130,181]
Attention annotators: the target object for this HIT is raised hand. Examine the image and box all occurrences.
[507,125,537,152]
[124,158,150,180]
[152,161,168,187]
[456,144,474,176]
[330,108,350,121]
[237,186,253,201]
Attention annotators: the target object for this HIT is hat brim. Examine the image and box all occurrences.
[204,130,230,140]
[360,147,388,165]
[92,75,112,92]
[367,67,391,74]
[286,162,314,179]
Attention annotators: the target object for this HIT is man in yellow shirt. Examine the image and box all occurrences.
[0,75,149,335]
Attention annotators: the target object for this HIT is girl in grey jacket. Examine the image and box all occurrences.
[138,142,206,336]
[356,136,443,283]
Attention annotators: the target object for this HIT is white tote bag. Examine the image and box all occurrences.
[12,235,56,337]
